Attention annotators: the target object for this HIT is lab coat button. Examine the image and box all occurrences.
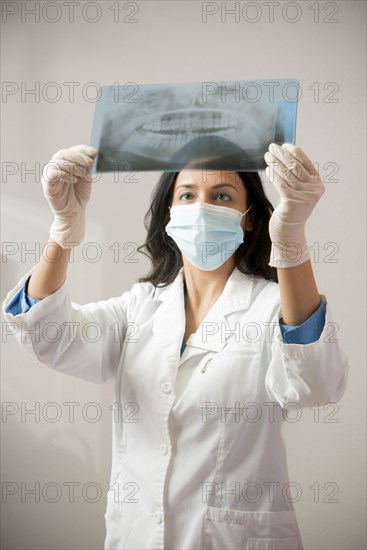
[154,511,162,524]
[160,443,168,455]
[161,382,172,393]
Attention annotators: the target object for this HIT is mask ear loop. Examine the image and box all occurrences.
[241,205,253,242]
[241,204,253,218]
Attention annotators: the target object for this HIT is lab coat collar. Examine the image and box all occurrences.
[152,265,255,360]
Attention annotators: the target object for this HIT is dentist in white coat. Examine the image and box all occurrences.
[3,141,349,550]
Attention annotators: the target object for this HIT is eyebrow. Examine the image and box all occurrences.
[175,183,239,192]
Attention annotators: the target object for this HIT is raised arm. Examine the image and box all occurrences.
[264,143,325,325]
[27,238,71,299]
[27,144,97,299]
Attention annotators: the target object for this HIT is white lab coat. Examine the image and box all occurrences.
[2,264,349,550]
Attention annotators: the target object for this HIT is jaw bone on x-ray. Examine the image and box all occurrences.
[90,79,299,173]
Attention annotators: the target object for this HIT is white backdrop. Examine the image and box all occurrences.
[1,1,366,549]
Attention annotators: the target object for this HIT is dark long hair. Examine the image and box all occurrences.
[136,135,278,287]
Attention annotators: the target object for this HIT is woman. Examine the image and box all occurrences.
[3,140,349,550]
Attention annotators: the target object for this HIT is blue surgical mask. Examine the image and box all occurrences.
[165,201,252,271]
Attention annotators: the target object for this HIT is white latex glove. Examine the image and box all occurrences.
[41,144,97,249]
[264,143,325,268]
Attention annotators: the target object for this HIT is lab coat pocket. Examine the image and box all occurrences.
[204,507,301,550]
[204,506,245,549]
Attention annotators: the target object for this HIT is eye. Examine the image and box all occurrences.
[178,192,194,200]
[177,192,232,201]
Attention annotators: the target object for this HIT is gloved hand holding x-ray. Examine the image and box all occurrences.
[90,79,299,173]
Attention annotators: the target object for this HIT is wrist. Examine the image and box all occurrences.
[50,216,84,249]
[269,216,309,268]
[269,240,310,268]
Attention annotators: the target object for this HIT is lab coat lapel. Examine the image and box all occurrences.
[186,266,255,352]
[152,267,186,364]
[152,266,255,358]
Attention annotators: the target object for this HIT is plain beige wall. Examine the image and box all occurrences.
[1,1,365,548]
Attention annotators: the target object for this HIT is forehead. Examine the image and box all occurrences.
[174,170,244,190]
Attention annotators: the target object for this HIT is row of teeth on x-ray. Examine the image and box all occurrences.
[137,128,238,149]
[141,113,239,133]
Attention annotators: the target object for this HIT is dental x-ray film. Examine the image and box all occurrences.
[90,79,299,173]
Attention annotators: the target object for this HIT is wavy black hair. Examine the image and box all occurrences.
[136,135,278,287]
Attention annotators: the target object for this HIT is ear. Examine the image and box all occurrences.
[244,212,255,232]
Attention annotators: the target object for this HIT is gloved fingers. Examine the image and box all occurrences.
[280,143,321,180]
[42,176,78,200]
[44,145,96,187]
[43,159,91,183]
[276,144,325,201]
[265,166,290,203]
[265,153,298,187]
[51,148,96,171]
[74,180,92,205]
[67,144,97,157]
[265,147,312,187]
[269,143,322,185]
[266,166,323,208]
[42,166,79,186]
[42,165,79,185]
[51,144,97,162]
[46,159,93,180]
[265,155,306,195]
